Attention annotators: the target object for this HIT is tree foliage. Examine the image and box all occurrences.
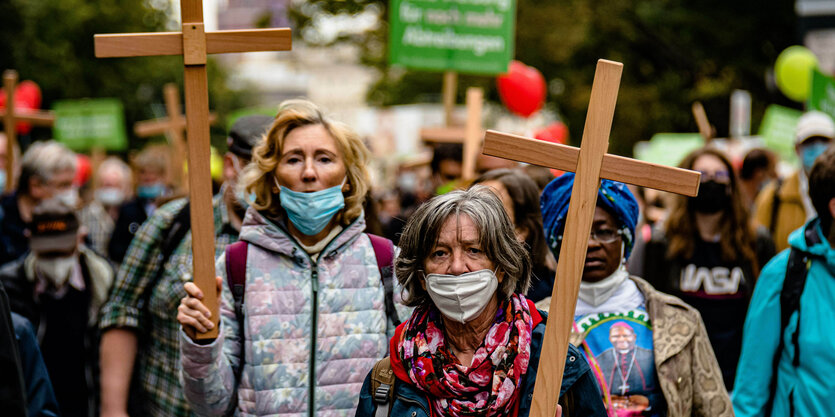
[0,0,250,152]
[290,0,797,156]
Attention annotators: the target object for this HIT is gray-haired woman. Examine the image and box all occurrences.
[355,186,606,417]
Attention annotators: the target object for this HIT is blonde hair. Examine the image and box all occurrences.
[240,100,370,225]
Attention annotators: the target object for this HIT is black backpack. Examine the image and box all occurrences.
[767,220,823,407]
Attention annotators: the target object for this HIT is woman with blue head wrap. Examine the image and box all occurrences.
[539,173,731,417]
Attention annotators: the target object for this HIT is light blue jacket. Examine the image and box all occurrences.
[732,219,835,416]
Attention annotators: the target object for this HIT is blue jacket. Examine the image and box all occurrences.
[355,312,607,417]
[13,313,60,417]
[733,219,835,416]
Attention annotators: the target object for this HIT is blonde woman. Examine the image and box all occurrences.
[176,100,402,416]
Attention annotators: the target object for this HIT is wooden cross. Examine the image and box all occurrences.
[1,70,56,193]
[481,60,701,417]
[420,87,484,181]
[95,0,291,339]
[133,83,219,190]
[691,101,714,142]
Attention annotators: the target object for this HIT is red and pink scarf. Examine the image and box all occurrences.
[392,294,535,417]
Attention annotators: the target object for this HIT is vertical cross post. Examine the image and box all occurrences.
[3,71,16,193]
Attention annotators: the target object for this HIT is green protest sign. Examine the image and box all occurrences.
[389,0,516,75]
[758,104,802,164]
[633,133,704,167]
[53,99,127,151]
[809,68,835,121]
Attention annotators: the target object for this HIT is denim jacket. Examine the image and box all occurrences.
[355,312,607,417]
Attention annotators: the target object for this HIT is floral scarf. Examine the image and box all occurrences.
[394,293,534,417]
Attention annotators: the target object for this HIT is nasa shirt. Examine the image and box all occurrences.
[670,238,754,390]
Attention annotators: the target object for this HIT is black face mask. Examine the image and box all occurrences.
[690,180,730,214]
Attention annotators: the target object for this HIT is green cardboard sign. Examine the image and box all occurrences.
[389,0,516,75]
[53,99,127,152]
[634,133,704,167]
[808,68,835,121]
[758,104,802,164]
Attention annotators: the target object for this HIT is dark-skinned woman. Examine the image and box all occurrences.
[538,174,732,417]
[355,186,606,417]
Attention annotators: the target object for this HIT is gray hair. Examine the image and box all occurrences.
[19,141,77,195]
[396,185,532,307]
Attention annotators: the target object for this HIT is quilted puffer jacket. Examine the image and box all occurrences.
[180,208,395,416]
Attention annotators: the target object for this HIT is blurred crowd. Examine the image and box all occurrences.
[0,101,834,417]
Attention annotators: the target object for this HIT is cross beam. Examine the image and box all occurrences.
[1,70,56,193]
[95,0,291,339]
[133,83,219,190]
[481,60,700,417]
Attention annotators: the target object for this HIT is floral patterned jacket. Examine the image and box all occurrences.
[567,277,733,417]
[180,208,398,416]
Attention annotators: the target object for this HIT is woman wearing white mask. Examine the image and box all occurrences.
[176,100,404,416]
[538,174,731,417]
[355,186,606,417]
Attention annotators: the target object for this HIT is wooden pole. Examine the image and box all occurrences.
[443,71,458,127]
[4,70,17,193]
[163,83,187,190]
[461,87,483,181]
[692,101,713,142]
[530,60,622,417]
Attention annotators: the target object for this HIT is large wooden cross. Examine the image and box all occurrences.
[420,87,485,181]
[482,60,701,416]
[1,70,56,193]
[95,0,291,339]
[133,83,219,190]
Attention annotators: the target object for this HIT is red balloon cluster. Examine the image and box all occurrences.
[497,60,546,118]
[0,80,44,134]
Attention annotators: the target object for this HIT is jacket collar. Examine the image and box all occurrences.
[630,276,698,365]
[239,207,367,259]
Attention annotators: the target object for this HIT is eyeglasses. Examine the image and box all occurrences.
[589,228,623,244]
[698,170,731,183]
[558,229,624,244]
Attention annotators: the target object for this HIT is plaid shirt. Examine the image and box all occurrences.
[99,193,239,417]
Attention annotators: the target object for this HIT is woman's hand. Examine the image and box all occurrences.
[177,276,223,340]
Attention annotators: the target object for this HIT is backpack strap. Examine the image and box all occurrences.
[368,234,400,327]
[225,241,248,327]
[768,178,783,236]
[138,201,191,313]
[370,357,395,417]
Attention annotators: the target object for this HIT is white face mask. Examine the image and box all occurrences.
[95,187,125,207]
[425,269,498,323]
[36,255,77,288]
[56,189,80,208]
[578,241,627,306]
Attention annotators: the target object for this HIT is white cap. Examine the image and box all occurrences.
[795,111,835,145]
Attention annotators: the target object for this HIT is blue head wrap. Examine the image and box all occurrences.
[540,173,640,260]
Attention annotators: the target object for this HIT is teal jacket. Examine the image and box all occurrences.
[732,219,835,416]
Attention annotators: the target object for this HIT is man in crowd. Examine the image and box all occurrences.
[108,144,171,263]
[0,141,78,266]
[0,198,114,417]
[430,143,463,195]
[79,157,133,256]
[98,115,271,417]
[733,146,835,415]
[754,111,834,251]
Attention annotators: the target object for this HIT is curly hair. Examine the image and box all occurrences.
[239,99,371,225]
[665,147,758,270]
[395,186,532,307]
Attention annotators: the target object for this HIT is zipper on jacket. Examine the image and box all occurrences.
[395,394,431,416]
[310,266,319,416]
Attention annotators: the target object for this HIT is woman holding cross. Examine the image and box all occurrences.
[538,174,732,417]
[175,100,405,416]
[355,186,606,417]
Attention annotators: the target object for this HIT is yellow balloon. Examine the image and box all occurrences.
[210,147,223,180]
[775,46,819,102]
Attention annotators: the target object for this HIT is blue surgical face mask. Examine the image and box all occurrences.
[0,171,6,193]
[801,141,830,173]
[234,188,256,209]
[276,177,346,236]
[137,182,166,200]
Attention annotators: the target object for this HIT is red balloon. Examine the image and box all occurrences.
[497,60,546,118]
[73,154,92,187]
[534,121,568,145]
[0,80,44,134]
